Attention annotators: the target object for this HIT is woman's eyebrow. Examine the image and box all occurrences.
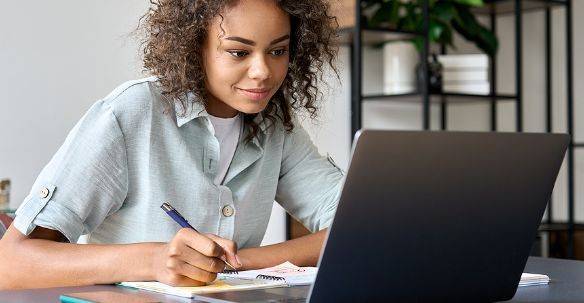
[269,34,290,45]
[224,34,290,46]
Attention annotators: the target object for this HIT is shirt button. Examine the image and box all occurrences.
[221,205,235,217]
[39,187,50,198]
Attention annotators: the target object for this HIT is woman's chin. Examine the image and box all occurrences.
[236,101,270,115]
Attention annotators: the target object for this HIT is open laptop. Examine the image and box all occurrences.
[198,130,569,303]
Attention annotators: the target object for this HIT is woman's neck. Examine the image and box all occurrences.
[205,95,239,118]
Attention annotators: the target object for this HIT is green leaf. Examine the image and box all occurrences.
[411,36,424,53]
[361,0,496,55]
[369,3,393,27]
[451,4,498,55]
[389,0,400,24]
[366,1,403,28]
[399,2,420,32]
[452,0,484,6]
[432,2,456,24]
[476,26,499,55]
[428,20,444,42]
[429,18,453,46]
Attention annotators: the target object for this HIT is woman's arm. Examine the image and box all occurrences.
[237,229,327,270]
[0,225,157,289]
[0,226,239,290]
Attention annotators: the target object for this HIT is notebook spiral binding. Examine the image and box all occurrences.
[222,269,239,274]
[220,270,287,282]
[255,274,286,281]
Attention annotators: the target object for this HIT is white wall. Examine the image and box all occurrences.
[0,0,148,207]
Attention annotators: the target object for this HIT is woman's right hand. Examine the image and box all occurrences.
[153,228,241,286]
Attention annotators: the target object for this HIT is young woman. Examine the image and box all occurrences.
[0,0,342,289]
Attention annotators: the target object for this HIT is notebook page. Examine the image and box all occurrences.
[119,276,286,298]
[519,273,550,287]
[220,261,317,286]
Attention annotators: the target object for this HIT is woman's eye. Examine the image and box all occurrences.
[271,49,288,56]
[227,50,248,58]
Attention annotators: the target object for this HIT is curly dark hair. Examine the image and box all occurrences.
[139,0,339,139]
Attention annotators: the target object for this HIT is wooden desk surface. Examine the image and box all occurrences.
[0,257,582,303]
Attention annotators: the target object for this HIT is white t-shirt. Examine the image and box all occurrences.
[208,114,242,185]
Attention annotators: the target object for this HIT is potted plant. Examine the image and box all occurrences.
[362,0,498,93]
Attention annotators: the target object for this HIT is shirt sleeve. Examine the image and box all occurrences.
[13,100,128,243]
[275,123,344,233]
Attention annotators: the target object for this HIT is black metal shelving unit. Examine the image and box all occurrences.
[343,0,576,258]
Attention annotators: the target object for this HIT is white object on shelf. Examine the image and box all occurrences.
[383,42,418,94]
[438,54,489,69]
[383,82,417,94]
[443,82,490,95]
[443,69,489,82]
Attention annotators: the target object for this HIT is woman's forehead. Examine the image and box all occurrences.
[214,0,291,39]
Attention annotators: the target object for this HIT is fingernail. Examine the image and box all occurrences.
[235,254,243,267]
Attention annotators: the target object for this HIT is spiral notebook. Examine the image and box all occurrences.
[118,262,316,298]
[222,261,317,286]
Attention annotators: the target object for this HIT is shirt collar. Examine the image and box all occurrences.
[175,92,208,128]
[252,112,268,133]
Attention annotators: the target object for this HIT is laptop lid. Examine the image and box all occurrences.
[308,130,569,302]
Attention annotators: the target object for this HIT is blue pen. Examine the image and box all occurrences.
[161,202,194,229]
[161,202,238,272]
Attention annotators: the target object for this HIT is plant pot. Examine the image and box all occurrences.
[383,42,418,95]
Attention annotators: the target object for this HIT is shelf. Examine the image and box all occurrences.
[439,92,516,100]
[362,92,422,100]
[473,0,567,15]
[539,222,584,232]
[344,0,576,258]
[336,27,425,46]
[362,92,517,103]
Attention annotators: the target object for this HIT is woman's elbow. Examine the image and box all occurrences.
[0,243,22,289]
[0,227,36,289]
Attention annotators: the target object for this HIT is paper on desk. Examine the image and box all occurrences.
[119,276,286,298]
[220,261,317,286]
[519,273,550,287]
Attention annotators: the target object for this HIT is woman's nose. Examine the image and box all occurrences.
[248,55,271,81]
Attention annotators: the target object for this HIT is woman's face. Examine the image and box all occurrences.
[203,0,291,118]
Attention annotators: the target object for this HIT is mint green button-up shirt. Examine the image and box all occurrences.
[13,77,343,247]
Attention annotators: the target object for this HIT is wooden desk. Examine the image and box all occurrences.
[0,257,581,302]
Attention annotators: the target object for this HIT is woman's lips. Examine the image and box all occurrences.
[236,87,271,101]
